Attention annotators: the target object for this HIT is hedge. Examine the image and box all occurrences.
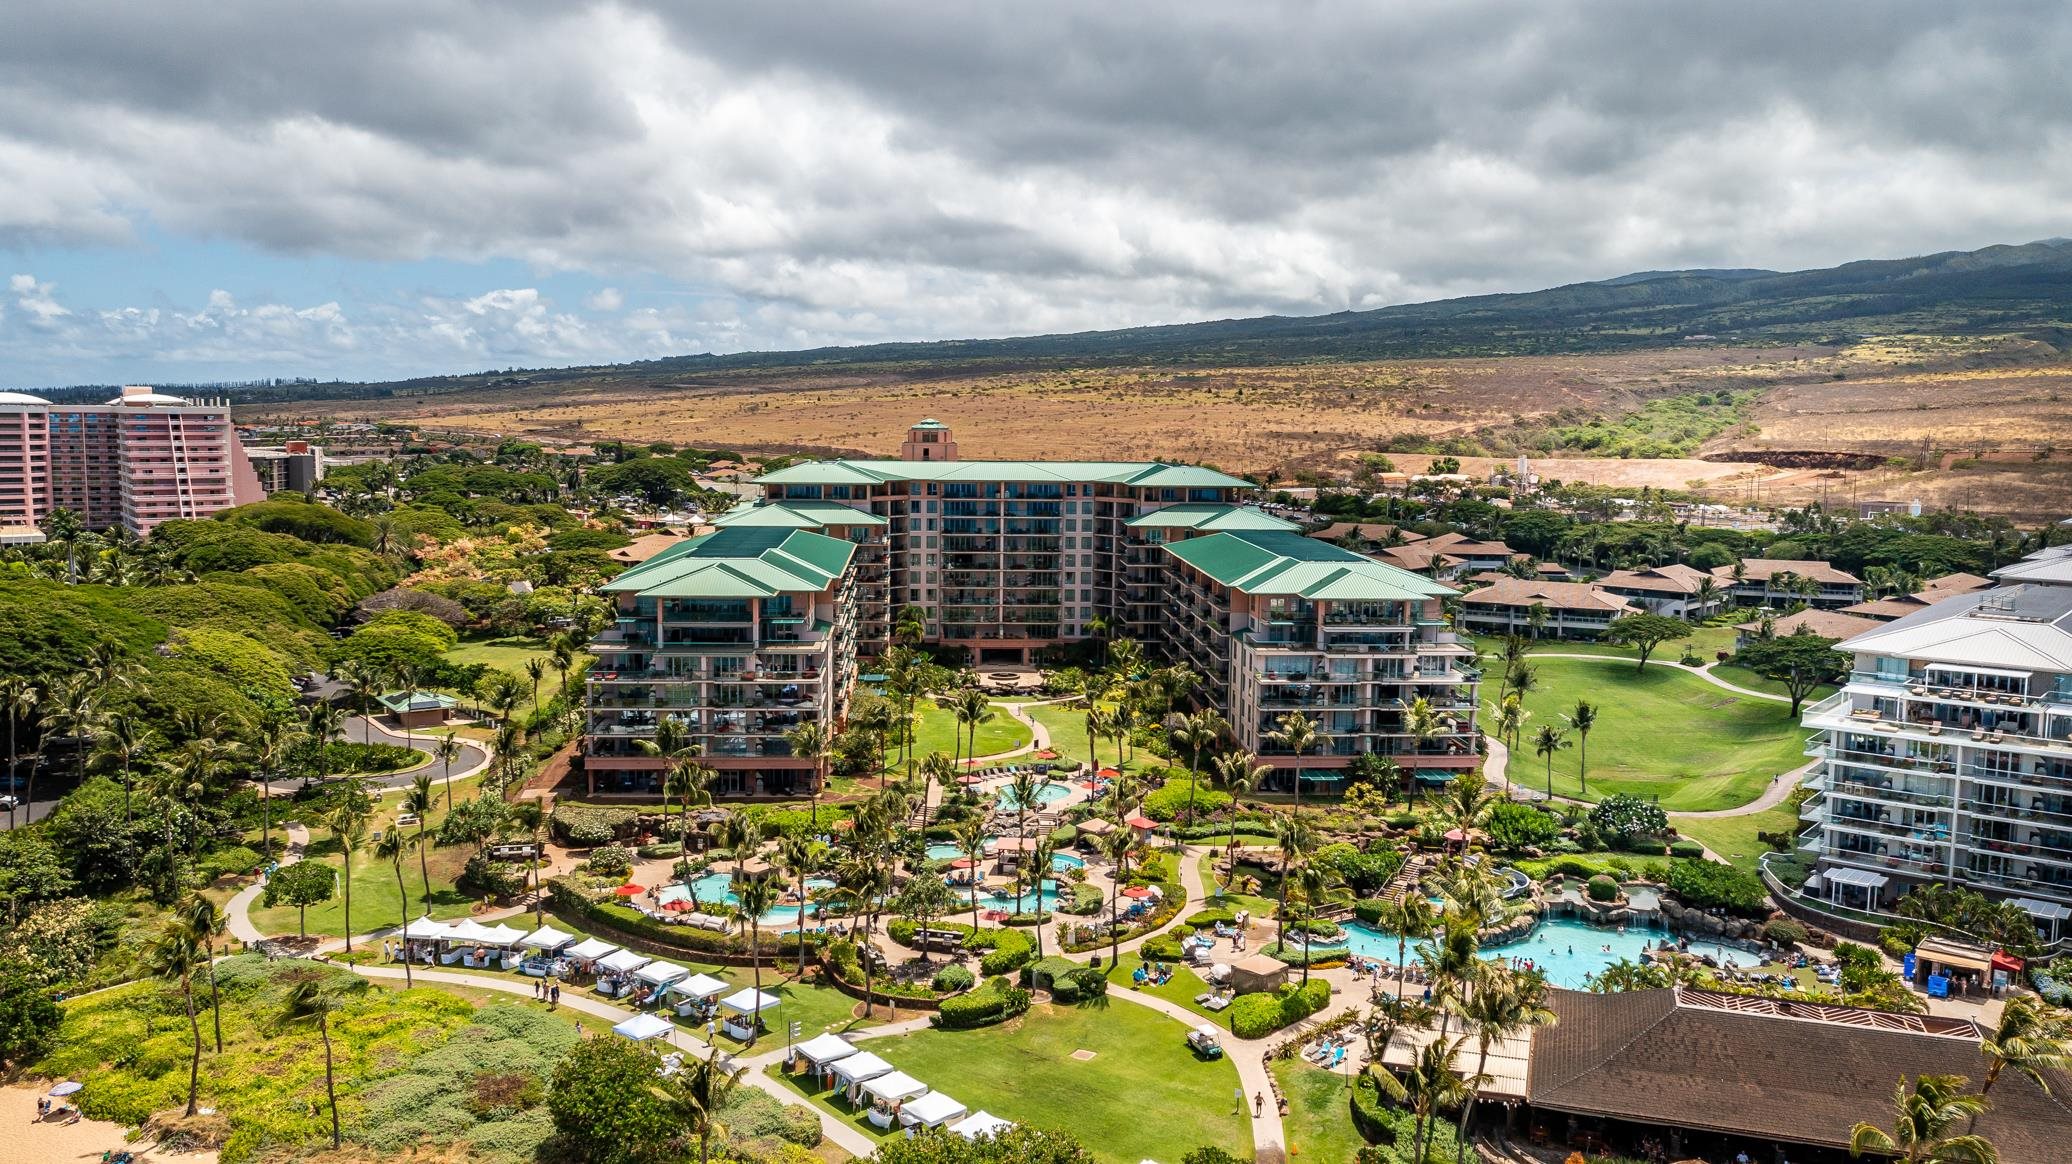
[1352,899,1389,926]
[1141,936,1184,961]
[550,803,640,846]
[978,928,1034,976]
[932,965,975,993]
[1668,860,1770,915]
[1667,839,1706,860]
[1228,979,1331,1038]
[1185,908,1237,928]
[936,979,1031,1029]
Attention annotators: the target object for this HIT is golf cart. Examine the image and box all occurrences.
[1187,1025,1224,1059]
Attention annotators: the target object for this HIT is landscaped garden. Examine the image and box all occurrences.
[1502,656,1811,810]
[873,700,1035,773]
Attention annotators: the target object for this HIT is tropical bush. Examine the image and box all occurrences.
[584,844,634,879]
[1585,875,1620,902]
[931,965,975,993]
[1589,793,1669,842]
[1484,802,1561,851]
[1668,839,1706,859]
[1227,979,1331,1038]
[548,803,638,846]
[1666,861,1769,914]
[977,927,1035,976]
[1140,780,1234,822]
[936,978,1032,1029]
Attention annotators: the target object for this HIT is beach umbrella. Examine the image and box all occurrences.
[48,1082,83,1097]
[615,884,645,897]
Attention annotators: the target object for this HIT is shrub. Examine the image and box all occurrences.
[1585,875,1620,902]
[549,803,638,846]
[636,842,683,860]
[585,844,634,879]
[460,852,529,899]
[1485,801,1562,851]
[1547,856,1602,879]
[1353,899,1389,925]
[1764,918,1809,947]
[1668,840,1705,860]
[936,979,1031,1029]
[1140,780,1234,822]
[1590,793,1669,841]
[1185,908,1236,928]
[1227,979,1331,1038]
[1667,860,1769,915]
[978,928,1034,976]
[195,845,265,882]
[1141,936,1184,961]
[1064,966,1108,1000]
[932,965,975,993]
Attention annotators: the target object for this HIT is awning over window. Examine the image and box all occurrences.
[1925,663,2033,679]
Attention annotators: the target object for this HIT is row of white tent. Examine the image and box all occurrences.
[393,919,777,1020]
[793,1032,1011,1140]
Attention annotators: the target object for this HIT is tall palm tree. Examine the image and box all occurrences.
[952,687,992,772]
[1387,895,1437,1004]
[892,603,928,646]
[1101,828,1134,968]
[507,801,547,928]
[283,979,347,1148]
[952,816,987,932]
[1293,861,1334,986]
[710,808,758,888]
[1213,752,1269,893]
[1422,920,1484,1043]
[1168,708,1228,833]
[1269,709,1320,814]
[1972,995,2072,1130]
[43,674,101,812]
[664,758,713,877]
[1531,724,1571,801]
[1007,767,1040,914]
[919,749,956,829]
[1439,773,1495,840]
[778,835,825,977]
[1453,972,1555,1160]
[836,843,894,1018]
[524,657,547,716]
[1850,1074,1998,1164]
[307,701,344,785]
[92,715,156,825]
[1370,1033,1476,1164]
[375,829,416,987]
[1075,670,1111,776]
[251,718,299,858]
[433,732,462,810]
[1565,701,1598,798]
[734,875,780,1048]
[1030,832,1060,959]
[178,893,230,1054]
[405,772,437,908]
[1272,812,1315,926]
[655,1046,745,1164]
[147,921,207,1117]
[329,801,370,951]
[1,678,35,830]
[783,720,830,827]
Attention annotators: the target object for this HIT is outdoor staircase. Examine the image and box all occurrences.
[1382,854,1431,905]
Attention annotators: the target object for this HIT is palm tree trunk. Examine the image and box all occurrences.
[748,933,762,1048]
[416,822,432,909]
[321,1015,341,1147]
[206,947,224,1053]
[182,977,202,1116]
[395,863,414,987]
[1457,1042,1492,1162]
[798,877,810,979]
[342,866,353,952]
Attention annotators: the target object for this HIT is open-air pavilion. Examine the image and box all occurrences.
[1810,865,1889,910]
[953,1111,1013,1141]
[899,1090,969,1132]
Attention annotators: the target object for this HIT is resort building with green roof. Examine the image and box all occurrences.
[583,525,859,798]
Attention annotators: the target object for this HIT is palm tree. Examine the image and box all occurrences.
[1168,708,1228,833]
[711,809,758,888]
[92,715,156,825]
[434,732,462,810]
[329,801,370,951]
[375,828,416,987]
[1972,995,2072,1130]
[778,835,825,977]
[1565,700,1598,797]
[283,978,347,1148]
[405,772,437,908]
[892,603,928,646]
[1453,972,1555,1160]
[146,921,207,1117]
[664,758,713,875]
[508,801,548,927]
[1269,710,1320,814]
[1531,724,1571,801]
[1439,772,1496,840]
[836,844,894,1017]
[1369,1033,1476,1164]
[952,687,992,772]
[1850,1074,1998,1164]
[919,749,956,829]
[1,678,35,830]
[1293,861,1334,986]
[1075,669,1111,776]
[334,658,381,718]
[43,674,101,812]
[1101,828,1134,968]
[1213,752,1269,892]
[1007,768,1040,914]
[251,718,298,858]
[1387,896,1437,1004]
[952,816,987,932]
[1030,832,1059,959]
[734,876,781,1048]
[524,657,547,717]
[1526,602,1549,640]
[178,893,230,1054]
[655,1046,745,1164]
[783,720,830,826]
[1421,920,1484,1043]
[1271,812,1314,927]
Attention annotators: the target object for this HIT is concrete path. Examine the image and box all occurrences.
[345,714,492,789]
[1106,975,1288,1157]
[227,821,309,945]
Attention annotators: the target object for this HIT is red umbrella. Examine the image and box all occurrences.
[615,884,646,897]
[949,858,980,869]
[1121,886,1152,899]
[1098,767,1121,778]
[957,774,984,785]
[663,899,692,912]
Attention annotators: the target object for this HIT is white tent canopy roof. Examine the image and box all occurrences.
[473,923,528,947]
[399,916,453,940]
[953,1111,1013,1141]
[1825,867,1890,889]
[635,960,691,987]
[899,1091,967,1127]
[669,972,730,1000]
[442,918,499,944]
[720,987,780,1015]
[2011,897,2072,921]
[862,1071,928,1104]
[598,949,652,974]
[829,1050,893,1085]
[794,1032,857,1065]
[567,938,618,961]
[611,1013,675,1042]
[519,925,576,951]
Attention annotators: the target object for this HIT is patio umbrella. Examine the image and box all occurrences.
[1122,886,1152,899]
[949,858,979,869]
[664,899,692,911]
[615,884,646,897]
[47,1082,82,1097]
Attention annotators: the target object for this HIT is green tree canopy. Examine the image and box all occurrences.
[545,1034,681,1164]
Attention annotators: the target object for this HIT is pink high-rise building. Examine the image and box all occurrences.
[0,386,266,535]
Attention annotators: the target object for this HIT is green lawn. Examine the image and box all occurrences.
[444,634,561,713]
[249,835,481,940]
[1196,852,1279,916]
[1018,700,1168,775]
[1104,958,1225,1022]
[878,700,1034,773]
[1710,661,1837,703]
[792,999,1248,1164]
[1500,656,1811,811]
[1273,1057,1372,1162]
[1670,803,1801,874]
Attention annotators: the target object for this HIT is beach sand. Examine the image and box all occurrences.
[0,1087,218,1164]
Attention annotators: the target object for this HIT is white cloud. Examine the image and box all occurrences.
[10,274,70,325]
[585,287,623,312]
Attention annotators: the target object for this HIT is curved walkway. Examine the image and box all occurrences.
[1482,725,1808,821]
[345,714,492,789]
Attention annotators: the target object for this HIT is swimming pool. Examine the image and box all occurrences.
[996,781,1071,810]
[658,875,838,927]
[1336,915,1762,990]
[955,877,1065,914]
[924,843,967,862]
[1050,852,1086,871]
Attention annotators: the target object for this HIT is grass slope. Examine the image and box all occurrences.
[1272,1057,1373,1162]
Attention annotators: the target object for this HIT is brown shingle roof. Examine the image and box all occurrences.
[610,531,690,564]
[1922,571,1994,594]
[1716,558,1861,586]
[1307,522,1401,543]
[1598,564,1714,595]
[1734,608,1882,642]
[1460,578,1631,614]
[1373,543,1465,573]
[1526,989,2072,1162]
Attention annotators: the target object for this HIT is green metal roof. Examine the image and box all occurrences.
[601,527,854,599]
[910,418,949,430]
[709,500,888,529]
[754,458,1252,488]
[1123,503,1298,532]
[1162,530,1454,600]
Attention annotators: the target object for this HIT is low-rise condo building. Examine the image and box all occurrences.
[1456,577,1634,639]
[1797,549,2072,932]
[1596,563,1724,619]
[1715,558,1863,609]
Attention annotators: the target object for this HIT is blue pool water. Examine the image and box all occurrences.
[954,877,1065,914]
[1050,852,1086,871]
[926,844,1081,873]
[996,782,1071,810]
[925,843,966,861]
[1335,916,1761,991]
[659,875,838,927]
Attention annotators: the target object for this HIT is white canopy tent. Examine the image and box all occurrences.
[612,1012,676,1042]
[862,1071,929,1105]
[953,1111,1013,1141]
[519,925,575,952]
[567,937,618,962]
[671,973,729,1001]
[793,1032,857,1067]
[474,923,529,947]
[635,961,691,988]
[830,1050,895,1101]
[398,916,453,941]
[898,1091,967,1129]
[720,987,780,1015]
[441,918,500,945]
[599,949,652,975]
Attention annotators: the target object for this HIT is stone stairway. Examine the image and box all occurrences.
[1381,854,1431,905]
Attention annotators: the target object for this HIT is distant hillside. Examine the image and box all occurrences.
[122,238,2072,407]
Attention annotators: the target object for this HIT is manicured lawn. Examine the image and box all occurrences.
[1273,1057,1373,1162]
[799,999,1249,1164]
[1711,660,1837,703]
[444,634,562,713]
[877,700,1033,773]
[1104,958,1224,1022]
[1500,656,1812,811]
[1196,852,1279,916]
[1670,803,1801,874]
[249,836,481,940]
[1019,700,1166,775]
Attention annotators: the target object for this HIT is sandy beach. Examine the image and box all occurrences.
[0,1086,217,1164]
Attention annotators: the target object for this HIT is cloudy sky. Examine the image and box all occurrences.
[4,1,2070,388]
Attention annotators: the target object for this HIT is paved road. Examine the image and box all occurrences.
[344,714,491,789]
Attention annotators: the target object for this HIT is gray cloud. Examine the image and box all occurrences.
[3,0,2072,382]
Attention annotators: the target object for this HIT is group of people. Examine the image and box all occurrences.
[1131,962,1175,986]
[532,978,563,1007]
